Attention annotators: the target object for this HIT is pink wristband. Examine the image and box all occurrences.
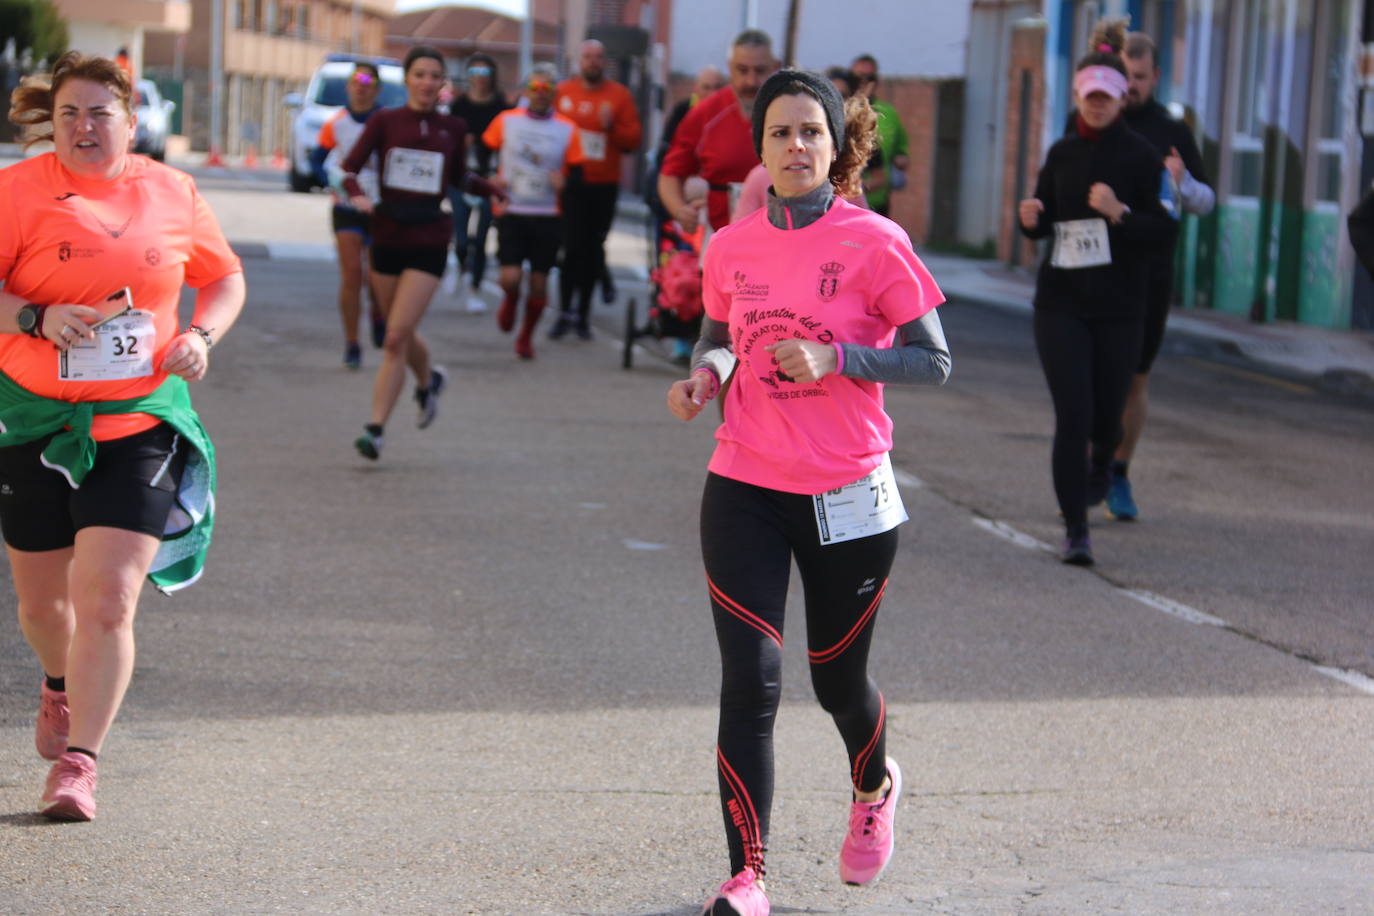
[832,342,845,375]
[693,368,720,400]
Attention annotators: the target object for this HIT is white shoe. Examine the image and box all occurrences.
[465,293,487,313]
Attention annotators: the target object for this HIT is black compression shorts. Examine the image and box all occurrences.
[1138,255,1175,374]
[0,422,188,552]
[331,206,372,238]
[370,245,448,278]
[496,214,562,274]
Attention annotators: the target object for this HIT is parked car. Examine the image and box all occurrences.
[284,54,405,192]
[133,79,175,161]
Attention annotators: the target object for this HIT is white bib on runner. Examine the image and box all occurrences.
[58,309,156,381]
[510,163,553,202]
[812,453,909,545]
[383,147,444,195]
[1050,218,1112,269]
[578,129,607,162]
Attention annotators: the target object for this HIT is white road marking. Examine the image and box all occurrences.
[892,467,925,489]
[971,518,1056,553]
[1311,666,1374,695]
[1119,589,1229,627]
[623,538,669,551]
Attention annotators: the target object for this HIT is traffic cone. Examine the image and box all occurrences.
[243,143,258,169]
[205,146,224,167]
[271,148,286,170]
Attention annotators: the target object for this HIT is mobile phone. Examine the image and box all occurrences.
[90,287,135,329]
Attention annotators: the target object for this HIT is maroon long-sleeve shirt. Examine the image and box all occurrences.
[342,105,492,249]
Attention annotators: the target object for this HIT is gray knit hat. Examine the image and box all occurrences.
[751,68,845,156]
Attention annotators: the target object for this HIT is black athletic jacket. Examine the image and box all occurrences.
[1063,100,1211,254]
[1021,117,1175,320]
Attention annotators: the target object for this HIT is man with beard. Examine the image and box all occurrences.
[658,30,778,235]
[1095,23,1214,521]
[550,40,643,340]
[849,54,908,218]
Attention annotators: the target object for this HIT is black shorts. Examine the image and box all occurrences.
[1138,255,1175,374]
[331,206,372,238]
[496,214,562,274]
[370,245,448,278]
[0,422,188,552]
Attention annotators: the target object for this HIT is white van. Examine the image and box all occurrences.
[284,54,405,192]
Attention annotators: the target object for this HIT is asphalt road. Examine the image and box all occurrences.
[1,171,1371,914]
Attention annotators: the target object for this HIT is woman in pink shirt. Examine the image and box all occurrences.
[666,70,950,916]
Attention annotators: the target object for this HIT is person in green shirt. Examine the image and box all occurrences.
[851,54,909,217]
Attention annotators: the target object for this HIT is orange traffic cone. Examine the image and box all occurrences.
[205,146,225,167]
[243,143,258,169]
[271,148,286,170]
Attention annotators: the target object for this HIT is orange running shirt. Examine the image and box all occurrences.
[0,153,242,439]
[554,78,642,185]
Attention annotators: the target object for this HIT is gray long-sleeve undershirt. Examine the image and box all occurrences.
[691,309,952,387]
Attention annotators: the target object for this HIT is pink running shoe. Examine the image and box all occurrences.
[839,756,903,886]
[36,683,69,761]
[40,751,98,822]
[702,867,769,916]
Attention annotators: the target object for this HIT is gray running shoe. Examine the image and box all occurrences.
[416,366,448,429]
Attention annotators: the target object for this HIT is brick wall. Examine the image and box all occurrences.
[884,77,939,245]
[997,21,1046,265]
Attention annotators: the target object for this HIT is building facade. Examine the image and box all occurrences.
[143,0,393,157]
[984,0,1368,330]
[56,0,190,79]
[650,0,973,246]
[383,3,561,91]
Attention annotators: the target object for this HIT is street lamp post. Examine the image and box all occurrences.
[520,0,532,82]
[210,0,224,162]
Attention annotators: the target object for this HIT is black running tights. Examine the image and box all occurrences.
[559,177,618,320]
[1032,309,1144,529]
[700,472,899,877]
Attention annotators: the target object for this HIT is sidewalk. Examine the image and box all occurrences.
[921,252,1374,399]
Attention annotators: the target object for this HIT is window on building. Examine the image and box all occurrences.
[1229,0,1269,198]
[1312,0,1350,203]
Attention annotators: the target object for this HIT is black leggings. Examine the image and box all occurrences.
[559,177,618,320]
[700,472,899,877]
[1032,309,1143,528]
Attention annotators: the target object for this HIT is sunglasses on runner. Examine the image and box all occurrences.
[351,73,376,86]
[468,65,493,76]
[526,78,554,93]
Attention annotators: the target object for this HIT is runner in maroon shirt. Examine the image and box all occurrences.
[341,45,500,461]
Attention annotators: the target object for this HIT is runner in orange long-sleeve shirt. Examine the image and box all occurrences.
[550,40,643,339]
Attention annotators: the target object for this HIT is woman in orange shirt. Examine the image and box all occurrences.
[0,52,246,821]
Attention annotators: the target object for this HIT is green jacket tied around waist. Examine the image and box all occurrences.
[0,370,217,594]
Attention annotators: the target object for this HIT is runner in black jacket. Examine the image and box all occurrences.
[1019,35,1174,566]
[1076,21,1215,522]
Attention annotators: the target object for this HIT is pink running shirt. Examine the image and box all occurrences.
[702,198,944,494]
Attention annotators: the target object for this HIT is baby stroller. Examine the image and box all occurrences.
[621,216,706,369]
